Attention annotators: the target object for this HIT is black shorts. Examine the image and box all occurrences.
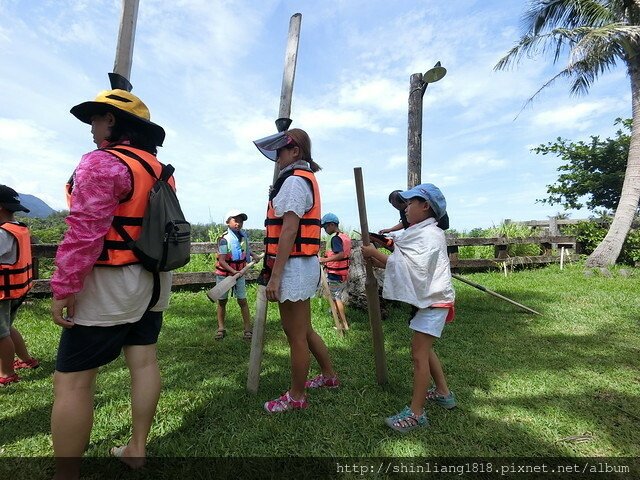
[55,310,163,373]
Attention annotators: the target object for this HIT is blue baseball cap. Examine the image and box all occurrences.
[398,183,447,220]
[321,213,339,226]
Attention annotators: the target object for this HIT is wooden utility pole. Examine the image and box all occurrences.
[354,167,389,385]
[113,0,139,84]
[407,73,424,189]
[247,13,302,394]
[407,62,446,189]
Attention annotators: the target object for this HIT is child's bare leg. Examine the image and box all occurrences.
[334,299,349,330]
[410,332,436,415]
[216,299,227,331]
[237,298,251,332]
[10,327,31,361]
[307,327,336,378]
[279,300,311,399]
[429,349,450,396]
[0,335,16,377]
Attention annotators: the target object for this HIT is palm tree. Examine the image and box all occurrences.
[495,0,640,266]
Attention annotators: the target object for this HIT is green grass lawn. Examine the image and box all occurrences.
[1,263,639,476]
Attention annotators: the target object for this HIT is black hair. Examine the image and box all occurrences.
[106,112,159,155]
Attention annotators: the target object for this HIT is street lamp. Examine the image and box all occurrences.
[423,61,447,86]
[407,61,446,188]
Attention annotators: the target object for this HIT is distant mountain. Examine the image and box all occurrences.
[18,193,56,218]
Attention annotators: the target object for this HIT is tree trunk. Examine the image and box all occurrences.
[586,58,640,267]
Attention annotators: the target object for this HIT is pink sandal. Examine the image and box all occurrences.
[264,391,308,413]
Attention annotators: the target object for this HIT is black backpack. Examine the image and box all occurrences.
[108,149,191,272]
[133,163,191,272]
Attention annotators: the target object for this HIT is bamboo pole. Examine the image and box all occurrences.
[452,273,542,316]
[247,13,302,394]
[354,167,389,385]
[113,0,139,82]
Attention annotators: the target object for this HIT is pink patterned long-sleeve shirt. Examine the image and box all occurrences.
[50,149,132,300]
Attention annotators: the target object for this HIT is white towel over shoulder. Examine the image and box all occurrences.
[382,218,454,308]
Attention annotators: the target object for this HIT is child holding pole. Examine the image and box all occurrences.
[253,128,339,413]
[361,183,456,432]
[214,209,260,340]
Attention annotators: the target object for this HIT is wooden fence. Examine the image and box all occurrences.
[28,235,579,295]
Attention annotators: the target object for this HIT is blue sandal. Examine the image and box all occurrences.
[385,406,428,433]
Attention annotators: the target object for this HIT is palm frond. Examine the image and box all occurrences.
[494,30,576,71]
[523,0,617,35]
[567,49,625,94]
[513,68,575,119]
[570,23,637,63]
[499,0,637,115]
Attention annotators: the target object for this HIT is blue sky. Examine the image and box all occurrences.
[0,0,629,232]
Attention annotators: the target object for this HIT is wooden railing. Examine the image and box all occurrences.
[28,235,579,295]
[445,235,579,269]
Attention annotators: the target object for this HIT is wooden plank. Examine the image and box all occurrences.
[113,0,139,80]
[446,236,576,247]
[246,285,268,394]
[518,218,609,227]
[354,167,388,385]
[450,254,580,269]
[272,13,302,184]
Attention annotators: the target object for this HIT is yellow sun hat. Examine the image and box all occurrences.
[70,89,165,146]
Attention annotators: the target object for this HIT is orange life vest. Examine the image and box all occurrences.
[264,168,321,257]
[65,145,176,267]
[0,222,33,300]
[324,232,351,280]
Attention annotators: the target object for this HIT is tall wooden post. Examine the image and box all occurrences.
[247,13,303,394]
[354,167,389,385]
[272,13,302,185]
[113,0,139,82]
[407,73,424,189]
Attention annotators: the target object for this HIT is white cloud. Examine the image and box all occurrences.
[339,78,406,112]
[385,154,406,170]
[449,151,507,172]
[530,99,626,131]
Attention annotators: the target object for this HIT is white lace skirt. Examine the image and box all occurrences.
[279,256,321,302]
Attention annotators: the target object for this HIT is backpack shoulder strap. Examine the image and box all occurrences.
[160,164,175,182]
[103,147,159,181]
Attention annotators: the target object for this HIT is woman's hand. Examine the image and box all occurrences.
[378,228,391,235]
[265,274,281,302]
[51,295,76,328]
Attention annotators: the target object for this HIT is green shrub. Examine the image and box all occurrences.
[564,221,607,255]
[564,220,640,265]
[620,228,640,265]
